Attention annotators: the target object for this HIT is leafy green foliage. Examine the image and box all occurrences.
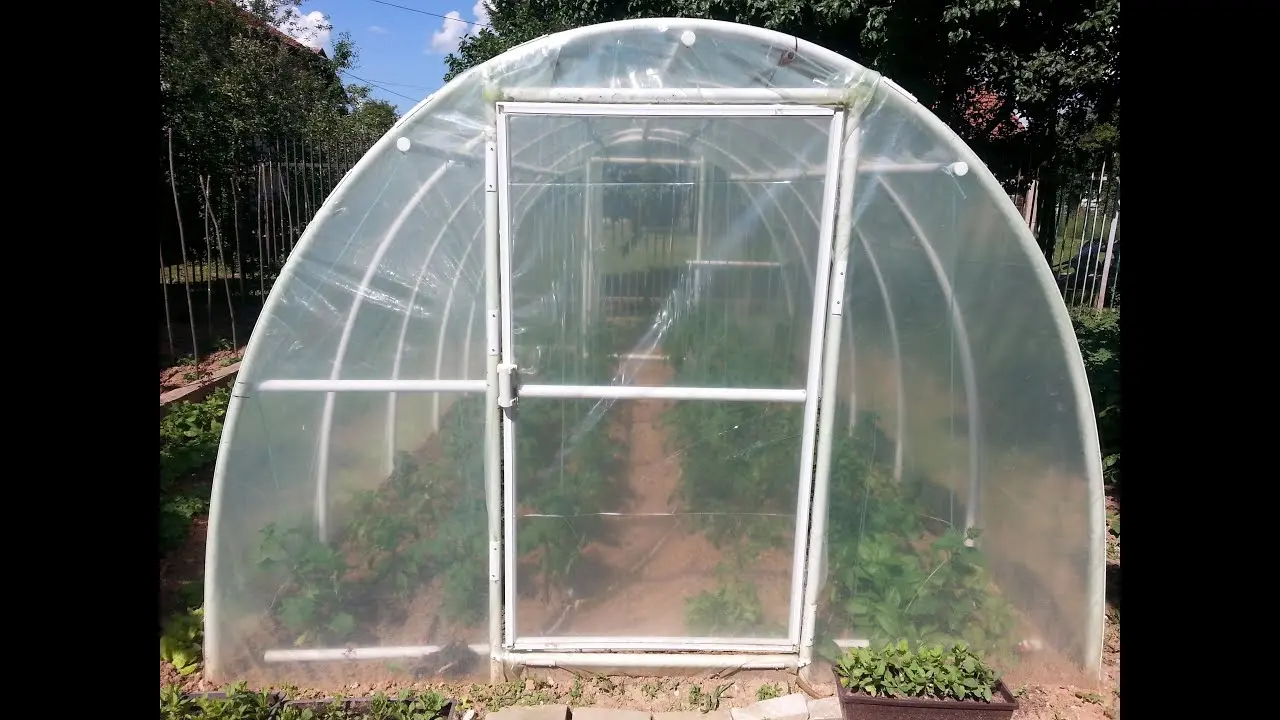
[835,641,1001,702]
[160,683,279,719]
[824,426,1014,657]
[161,388,230,554]
[160,606,205,676]
[685,572,771,636]
[160,683,448,720]
[161,0,396,175]
[1070,308,1120,490]
[161,388,230,492]
[449,0,1119,181]
[664,313,800,547]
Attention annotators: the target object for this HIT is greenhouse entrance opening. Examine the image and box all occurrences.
[494,102,846,659]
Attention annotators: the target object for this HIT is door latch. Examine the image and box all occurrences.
[497,363,518,408]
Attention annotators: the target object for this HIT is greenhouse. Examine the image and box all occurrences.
[204,18,1106,686]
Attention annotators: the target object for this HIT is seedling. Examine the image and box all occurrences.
[835,641,1001,702]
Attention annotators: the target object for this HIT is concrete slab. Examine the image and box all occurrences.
[729,693,809,720]
[488,705,569,720]
[571,709,651,720]
[805,696,840,720]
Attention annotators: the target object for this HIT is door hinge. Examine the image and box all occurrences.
[497,363,518,408]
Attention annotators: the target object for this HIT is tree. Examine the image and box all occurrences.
[160,0,396,173]
[448,0,1119,256]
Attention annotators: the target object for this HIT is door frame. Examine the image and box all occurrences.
[492,101,848,654]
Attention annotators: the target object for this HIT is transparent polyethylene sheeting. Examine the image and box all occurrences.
[205,17,1105,686]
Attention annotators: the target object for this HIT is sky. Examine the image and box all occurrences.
[264,0,493,114]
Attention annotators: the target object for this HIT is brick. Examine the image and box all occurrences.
[729,693,809,720]
[488,705,569,720]
[571,710,651,720]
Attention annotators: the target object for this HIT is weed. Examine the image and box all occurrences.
[569,677,584,703]
[1014,685,1028,698]
[159,606,204,676]
[642,680,662,700]
[1076,691,1104,705]
[687,683,731,712]
[755,683,783,701]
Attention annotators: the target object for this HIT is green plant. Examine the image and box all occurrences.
[686,683,731,712]
[755,683,783,701]
[160,606,205,676]
[685,569,772,636]
[821,421,1014,657]
[160,387,230,492]
[1070,308,1120,490]
[160,682,277,720]
[835,641,1001,702]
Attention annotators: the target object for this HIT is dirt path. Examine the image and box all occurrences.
[529,359,793,638]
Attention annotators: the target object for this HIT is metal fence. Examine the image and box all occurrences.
[1012,168,1121,309]
[160,147,1120,377]
[159,130,374,372]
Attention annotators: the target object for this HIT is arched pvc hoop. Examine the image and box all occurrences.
[849,227,907,482]
[379,121,831,481]
[875,179,982,535]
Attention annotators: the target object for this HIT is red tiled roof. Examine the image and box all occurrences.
[211,0,326,57]
[961,88,1026,138]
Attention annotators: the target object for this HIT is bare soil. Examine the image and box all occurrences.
[516,359,791,637]
[160,347,245,395]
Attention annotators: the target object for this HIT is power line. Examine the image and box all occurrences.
[365,0,493,28]
[341,69,422,103]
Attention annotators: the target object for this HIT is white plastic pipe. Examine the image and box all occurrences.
[797,119,860,674]
[499,87,854,106]
[875,179,982,535]
[257,379,486,393]
[852,229,906,481]
[513,638,793,652]
[264,645,490,663]
[506,651,798,670]
[518,384,805,402]
[483,120,505,682]
[784,109,846,644]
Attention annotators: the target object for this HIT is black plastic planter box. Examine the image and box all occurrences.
[834,671,1018,720]
[282,697,455,719]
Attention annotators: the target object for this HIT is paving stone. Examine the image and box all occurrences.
[654,711,728,720]
[489,705,569,720]
[729,693,809,720]
[571,709,651,720]
[805,696,840,720]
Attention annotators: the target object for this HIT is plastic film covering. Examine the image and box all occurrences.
[205,17,1104,686]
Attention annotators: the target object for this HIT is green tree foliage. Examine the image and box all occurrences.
[160,0,398,173]
[448,0,1118,248]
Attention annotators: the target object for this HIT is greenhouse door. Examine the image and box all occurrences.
[493,101,846,659]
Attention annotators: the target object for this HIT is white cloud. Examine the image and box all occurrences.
[427,4,488,55]
[235,2,332,51]
[368,25,389,35]
[429,11,470,54]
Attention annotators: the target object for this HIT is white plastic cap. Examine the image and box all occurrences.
[680,31,697,47]
[948,161,969,177]
[396,137,411,153]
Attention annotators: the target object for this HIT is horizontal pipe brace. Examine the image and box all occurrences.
[513,638,793,652]
[256,379,487,393]
[506,651,798,670]
[499,93,840,110]
[264,645,490,663]
[518,384,805,403]
[686,259,783,267]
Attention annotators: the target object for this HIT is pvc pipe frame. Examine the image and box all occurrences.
[210,17,1104,679]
